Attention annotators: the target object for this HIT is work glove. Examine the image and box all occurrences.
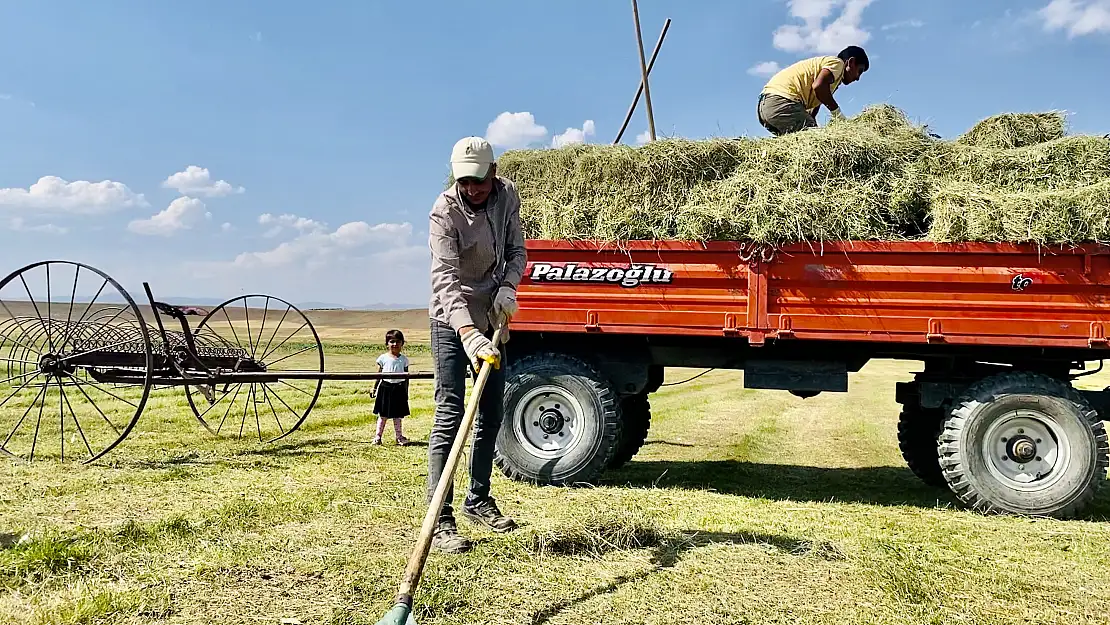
[491,285,517,342]
[460,327,500,371]
[829,107,845,122]
[492,286,518,323]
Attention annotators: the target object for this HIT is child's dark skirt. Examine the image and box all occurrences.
[374,382,410,419]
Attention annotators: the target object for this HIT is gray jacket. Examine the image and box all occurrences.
[428,176,527,333]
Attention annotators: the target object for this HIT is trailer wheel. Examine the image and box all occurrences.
[495,353,622,486]
[897,405,947,488]
[608,394,652,469]
[939,372,1109,519]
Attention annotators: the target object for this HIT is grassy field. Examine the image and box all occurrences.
[2,312,1110,625]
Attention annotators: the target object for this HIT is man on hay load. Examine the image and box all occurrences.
[425,135,527,554]
[757,45,870,136]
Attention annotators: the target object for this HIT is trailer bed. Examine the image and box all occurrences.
[513,240,1110,351]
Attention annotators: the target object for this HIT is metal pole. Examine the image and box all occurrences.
[631,0,657,142]
[614,18,670,144]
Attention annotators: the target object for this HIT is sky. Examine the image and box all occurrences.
[1,0,1109,308]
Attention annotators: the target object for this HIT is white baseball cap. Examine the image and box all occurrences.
[450,136,495,180]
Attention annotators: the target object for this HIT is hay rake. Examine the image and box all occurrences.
[0,260,432,464]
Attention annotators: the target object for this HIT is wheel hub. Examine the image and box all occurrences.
[1007,435,1037,463]
[38,353,70,377]
[983,411,1069,491]
[539,408,565,434]
[513,386,584,459]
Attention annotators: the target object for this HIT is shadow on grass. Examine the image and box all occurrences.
[604,460,1110,520]
[607,460,954,509]
[528,529,832,625]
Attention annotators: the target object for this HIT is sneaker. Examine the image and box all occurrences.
[396,436,410,446]
[430,519,472,554]
[371,437,383,446]
[462,498,518,533]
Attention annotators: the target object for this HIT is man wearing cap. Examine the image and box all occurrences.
[425,136,527,554]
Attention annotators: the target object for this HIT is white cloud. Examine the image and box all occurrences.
[635,130,652,145]
[0,175,147,214]
[185,218,429,307]
[128,197,210,236]
[162,166,245,198]
[258,213,324,238]
[8,217,67,235]
[1039,0,1110,36]
[221,222,233,232]
[551,120,596,148]
[772,0,875,54]
[881,19,924,30]
[747,61,782,76]
[485,112,548,149]
[229,221,413,270]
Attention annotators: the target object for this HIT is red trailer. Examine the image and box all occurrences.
[495,240,1110,519]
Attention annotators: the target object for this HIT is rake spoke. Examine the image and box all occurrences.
[58,381,95,459]
[259,320,309,363]
[0,369,43,386]
[192,386,237,422]
[262,385,287,437]
[0,372,43,411]
[222,307,245,353]
[74,378,139,408]
[258,306,291,361]
[3,382,47,450]
[253,384,263,442]
[28,382,48,462]
[60,265,79,351]
[253,298,270,360]
[267,382,305,423]
[264,345,317,369]
[20,274,53,354]
[66,376,122,435]
[58,278,107,353]
[243,298,255,357]
[239,384,253,440]
[277,380,313,397]
[0,299,43,357]
[216,383,244,435]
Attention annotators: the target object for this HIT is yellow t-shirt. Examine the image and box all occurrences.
[761,56,845,112]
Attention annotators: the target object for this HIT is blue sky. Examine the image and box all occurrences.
[1,0,1108,307]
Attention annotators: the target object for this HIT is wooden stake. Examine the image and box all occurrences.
[614,18,670,144]
[631,0,656,142]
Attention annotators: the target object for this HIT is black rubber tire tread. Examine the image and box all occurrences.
[897,405,948,488]
[608,394,652,470]
[494,352,622,487]
[938,372,1109,519]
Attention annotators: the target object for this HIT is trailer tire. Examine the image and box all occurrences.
[897,405,947,488]
[495,353,622,486]
[938,372,1109,519]
[608,394,652,470]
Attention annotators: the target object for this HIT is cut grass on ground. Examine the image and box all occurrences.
[2,329,1110,624]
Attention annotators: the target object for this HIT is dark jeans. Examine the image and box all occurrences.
[427,318,507,523]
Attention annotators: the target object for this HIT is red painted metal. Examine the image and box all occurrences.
[512,240,1110,350]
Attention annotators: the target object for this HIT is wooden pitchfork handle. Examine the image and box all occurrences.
[393,324,505,609]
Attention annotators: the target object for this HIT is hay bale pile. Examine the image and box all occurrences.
[496,106,1110,246]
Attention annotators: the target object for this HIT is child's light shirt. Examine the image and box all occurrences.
[377,353,410,384]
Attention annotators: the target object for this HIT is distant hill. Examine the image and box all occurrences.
[22,293,423,312]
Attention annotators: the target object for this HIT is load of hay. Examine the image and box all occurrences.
[496,106,1110,246]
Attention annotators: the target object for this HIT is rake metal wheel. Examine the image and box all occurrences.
[0,261,153,463]
[183,294,324,444]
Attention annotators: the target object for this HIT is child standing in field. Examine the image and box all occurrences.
[372,329,411,445]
